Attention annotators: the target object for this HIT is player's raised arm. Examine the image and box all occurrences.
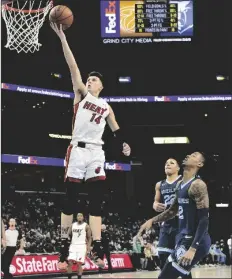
[50,23,87,102]
[188,179,209,250]
[153,182,166,212]
[107,105,131,156]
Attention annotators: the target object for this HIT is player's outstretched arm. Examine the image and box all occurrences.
[107,105,131,156]
[153,182,166,212]
[188,179,209,250]
[152,196,178,223]
[139,197,178,234]
[50,23,87,102]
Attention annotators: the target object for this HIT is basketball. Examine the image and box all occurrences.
[49,5,73,30]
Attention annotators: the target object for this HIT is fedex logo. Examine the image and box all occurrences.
[105,1,116,34]
[105,162,123,171]
[154,96,171,102]
[18,156,38,165]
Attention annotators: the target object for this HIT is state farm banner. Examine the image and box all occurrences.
[7,254,133,276]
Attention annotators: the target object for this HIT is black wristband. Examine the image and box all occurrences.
[113,129,125,144]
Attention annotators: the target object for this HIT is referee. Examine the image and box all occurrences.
[100,224,113,273]
[1,219,24,279]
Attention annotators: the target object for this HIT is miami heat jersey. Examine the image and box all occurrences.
[71,222,87,245]
[71,92,110,145]
[159,175,182,230]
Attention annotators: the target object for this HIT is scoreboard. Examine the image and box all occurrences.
[101,0,193,44]
[135,3,178,33]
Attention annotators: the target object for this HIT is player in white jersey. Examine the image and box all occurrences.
[51,23,131,270]
[67,214,91,279]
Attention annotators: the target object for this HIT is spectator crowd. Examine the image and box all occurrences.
[2,193,231,271]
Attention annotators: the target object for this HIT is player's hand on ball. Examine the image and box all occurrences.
[122,142,131,156]
[50,22,66,41]
[178,248,196,266]
[153,201,166,212]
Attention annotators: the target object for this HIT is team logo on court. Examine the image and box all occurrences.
[95,167,101,174]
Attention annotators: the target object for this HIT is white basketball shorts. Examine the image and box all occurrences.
[68,244,87,264]
[65,144,106,182]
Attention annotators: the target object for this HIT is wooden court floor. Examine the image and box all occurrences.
[48,266,231,278]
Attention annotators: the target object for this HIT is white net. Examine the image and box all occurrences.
[2,0,53,53]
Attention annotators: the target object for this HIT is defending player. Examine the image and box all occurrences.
[50,23,131,269]
[140,152,211,279]
[153,158,181,269]
[67,213,91,279]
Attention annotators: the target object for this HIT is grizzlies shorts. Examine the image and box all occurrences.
[168,233,211,275]
[157,227,178,254]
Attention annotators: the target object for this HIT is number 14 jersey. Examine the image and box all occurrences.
[71,92,110,146]
[159,175,182,231]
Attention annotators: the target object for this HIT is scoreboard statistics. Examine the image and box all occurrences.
[101,0,193,44]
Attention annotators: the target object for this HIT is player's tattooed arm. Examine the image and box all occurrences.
[151,196,179,224]
[188,179,209,251]
[86,225,92,253]
[188,179,209,209]
[139,196,179,233]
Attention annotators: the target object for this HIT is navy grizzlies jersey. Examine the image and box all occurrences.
[177,177,204,236]
[160,175,182,230]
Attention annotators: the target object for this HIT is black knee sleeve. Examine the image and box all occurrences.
[62,181,80,215]
[87,180,105,217]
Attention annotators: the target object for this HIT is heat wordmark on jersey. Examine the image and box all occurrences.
[71,222,87,245]
[83,101,108,115]
[71,92,110,145]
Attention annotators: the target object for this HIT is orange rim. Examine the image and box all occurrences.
[2,0,53,14]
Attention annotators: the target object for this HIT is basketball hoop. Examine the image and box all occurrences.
[2,0,53,53]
